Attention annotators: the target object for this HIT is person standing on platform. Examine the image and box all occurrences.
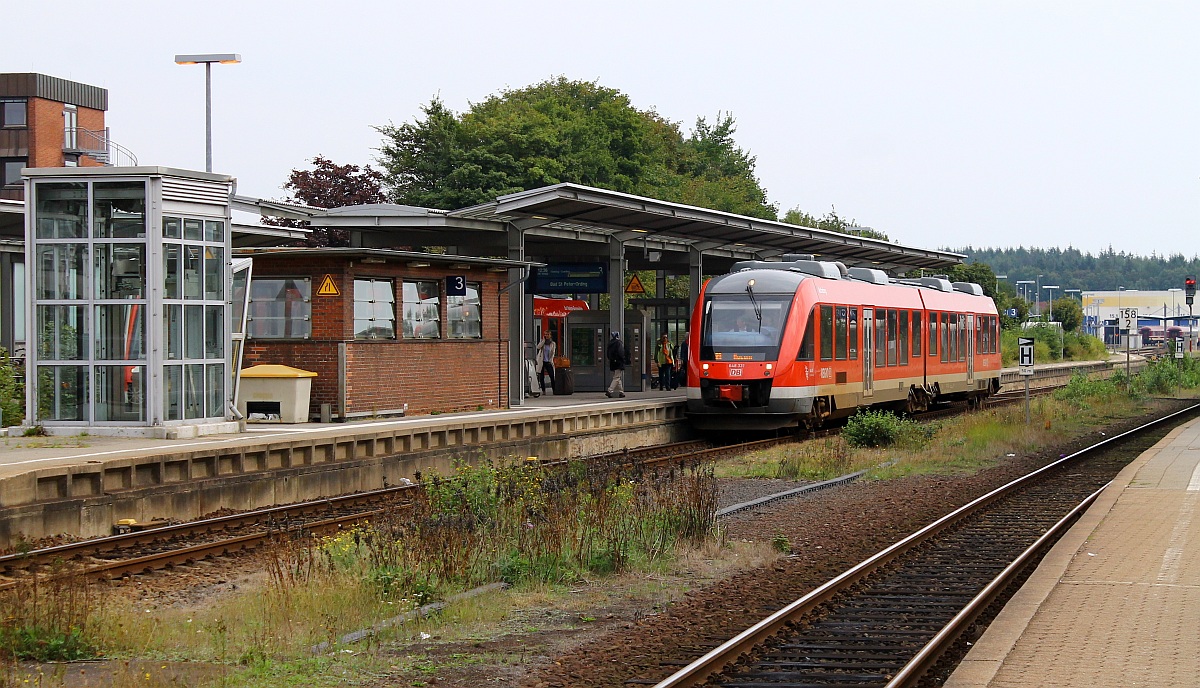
[656,334,675,392]
[606,331,626,398]
[535,330,556,395]
[674,331,688,389]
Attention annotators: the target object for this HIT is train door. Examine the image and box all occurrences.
[862,308,874,397]
[966,314,975,385]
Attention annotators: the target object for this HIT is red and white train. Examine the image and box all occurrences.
[685,255,1002,431]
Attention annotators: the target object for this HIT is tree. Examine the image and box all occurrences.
[1050,296,1083,332]
[268,155,385,247]
[781,206,889,241]
[376,78,777,219]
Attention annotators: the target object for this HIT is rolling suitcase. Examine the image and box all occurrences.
[525,359,541,397]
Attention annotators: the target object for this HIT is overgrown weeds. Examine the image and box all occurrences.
[843,409,934,449]
[0,565,100,662]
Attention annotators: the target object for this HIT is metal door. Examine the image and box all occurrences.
[966,314,975,384]
[862,309,874,397]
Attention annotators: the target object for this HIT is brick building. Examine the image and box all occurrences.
[235,247,537,420]
[1,73,136,201]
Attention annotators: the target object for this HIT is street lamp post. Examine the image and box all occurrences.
[174,53,241,173]
[1017,280,1034,315]
[1035,275,1043,316]
[1044,285,1061,360]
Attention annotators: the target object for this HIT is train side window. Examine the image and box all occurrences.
[797,308,815,361]
[912,311,922,358]
[875,308,887,368]
[929,311,938,357]
[976,315,983,354]
[819,306,834,361]
[941,312,950,363]
[835,306,848,360]
[886,309,898,366]
[993,317,999,354]
[898,310,909,365]
[848,308,858,360]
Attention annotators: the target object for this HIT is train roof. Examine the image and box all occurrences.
[714,256,996,313]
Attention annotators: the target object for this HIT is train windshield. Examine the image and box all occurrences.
[700,293,793,361]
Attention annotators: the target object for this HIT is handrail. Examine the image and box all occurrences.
[64,127,138,166]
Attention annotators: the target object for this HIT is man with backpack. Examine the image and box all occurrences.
[605,331,626,398]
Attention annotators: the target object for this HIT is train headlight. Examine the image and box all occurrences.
[765,363,773,376]
[702,363,710,371]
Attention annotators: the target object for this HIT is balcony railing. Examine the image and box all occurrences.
[64,127,138,167]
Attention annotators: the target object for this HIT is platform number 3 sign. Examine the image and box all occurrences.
[447,276,467,297]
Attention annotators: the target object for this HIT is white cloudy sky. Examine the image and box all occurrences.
[9,1,1198,257]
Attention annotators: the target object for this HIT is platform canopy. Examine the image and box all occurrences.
[237,182,963,275]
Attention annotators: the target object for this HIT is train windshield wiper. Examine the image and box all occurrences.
[746,280,763,331]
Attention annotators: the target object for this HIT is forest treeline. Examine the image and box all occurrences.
[958,246,1200,292]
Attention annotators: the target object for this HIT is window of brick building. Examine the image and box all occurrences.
[1,158,25,187]
[401,280,440,339]
[247,277,311,339]
[447,282,482,339]
[0,100,25,128]
[354,278,396,339]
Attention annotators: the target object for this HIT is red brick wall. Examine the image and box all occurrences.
[25,98,105,167]
[240,254,512,418]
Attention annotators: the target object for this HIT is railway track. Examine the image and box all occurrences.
[0,436,794,589]
[652,403,1200,688]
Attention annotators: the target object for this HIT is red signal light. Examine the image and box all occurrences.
[1188,277,1196,287]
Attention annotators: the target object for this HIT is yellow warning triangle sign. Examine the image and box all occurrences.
[317,274,340,296]
[624,273,647,295]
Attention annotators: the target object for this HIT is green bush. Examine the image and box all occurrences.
[1054,371,1121,405]
[0,348,22,427]
[844,409,932,448]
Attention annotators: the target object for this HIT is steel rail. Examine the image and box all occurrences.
[652,402,1200,687]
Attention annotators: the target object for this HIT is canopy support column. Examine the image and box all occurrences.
[507,223,525,407]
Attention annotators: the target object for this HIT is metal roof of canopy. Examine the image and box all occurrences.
[452,183,963,272]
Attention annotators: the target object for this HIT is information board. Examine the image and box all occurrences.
[1018,337,1035,376]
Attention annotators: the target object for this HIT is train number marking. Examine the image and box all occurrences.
[820,368,833,379]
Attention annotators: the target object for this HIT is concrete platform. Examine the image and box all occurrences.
[0,387,687,545]
[946,415,1200,688]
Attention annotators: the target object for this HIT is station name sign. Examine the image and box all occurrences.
[530,262,608,294]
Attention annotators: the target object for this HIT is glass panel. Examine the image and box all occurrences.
[834,306,847,360]
[206,363,225,418]
[185,305,203,359]
[37,366,87,421]
[204,247,224,300]
[94,244,145,299]
[205,220,224,242]
[848,308,858,360]
[797,308,815,361]
[447,284,482,339]
[92,182,146,238]
[12,261,24,343]
[36,306,86,360]
[700,293,794,361]
[930,311,938,357]
[248,278,311,339]
[184,364,204,419]
[888,307,897,367]
[34,182,87,239]
[569,327,595,366]
[2,100,26,127]
[875,311,887,368]
[165,304,182,360]
[163,243,181,299]
[205,305,224,358]
[184,219,203,241]
[912,312,922,357]
[163,216,181,239]
[941,313,949,362]
[819,306,833,361]
[94,304,145,360]
[184,245,203,299]
[231,265,250,336]
[355,279,396,339]
[2,160,23,186]
[94,365,145,422]
[899,310,909,365]
[164,365,182,421]
[959,314,967,362]
[36,244,86,300]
